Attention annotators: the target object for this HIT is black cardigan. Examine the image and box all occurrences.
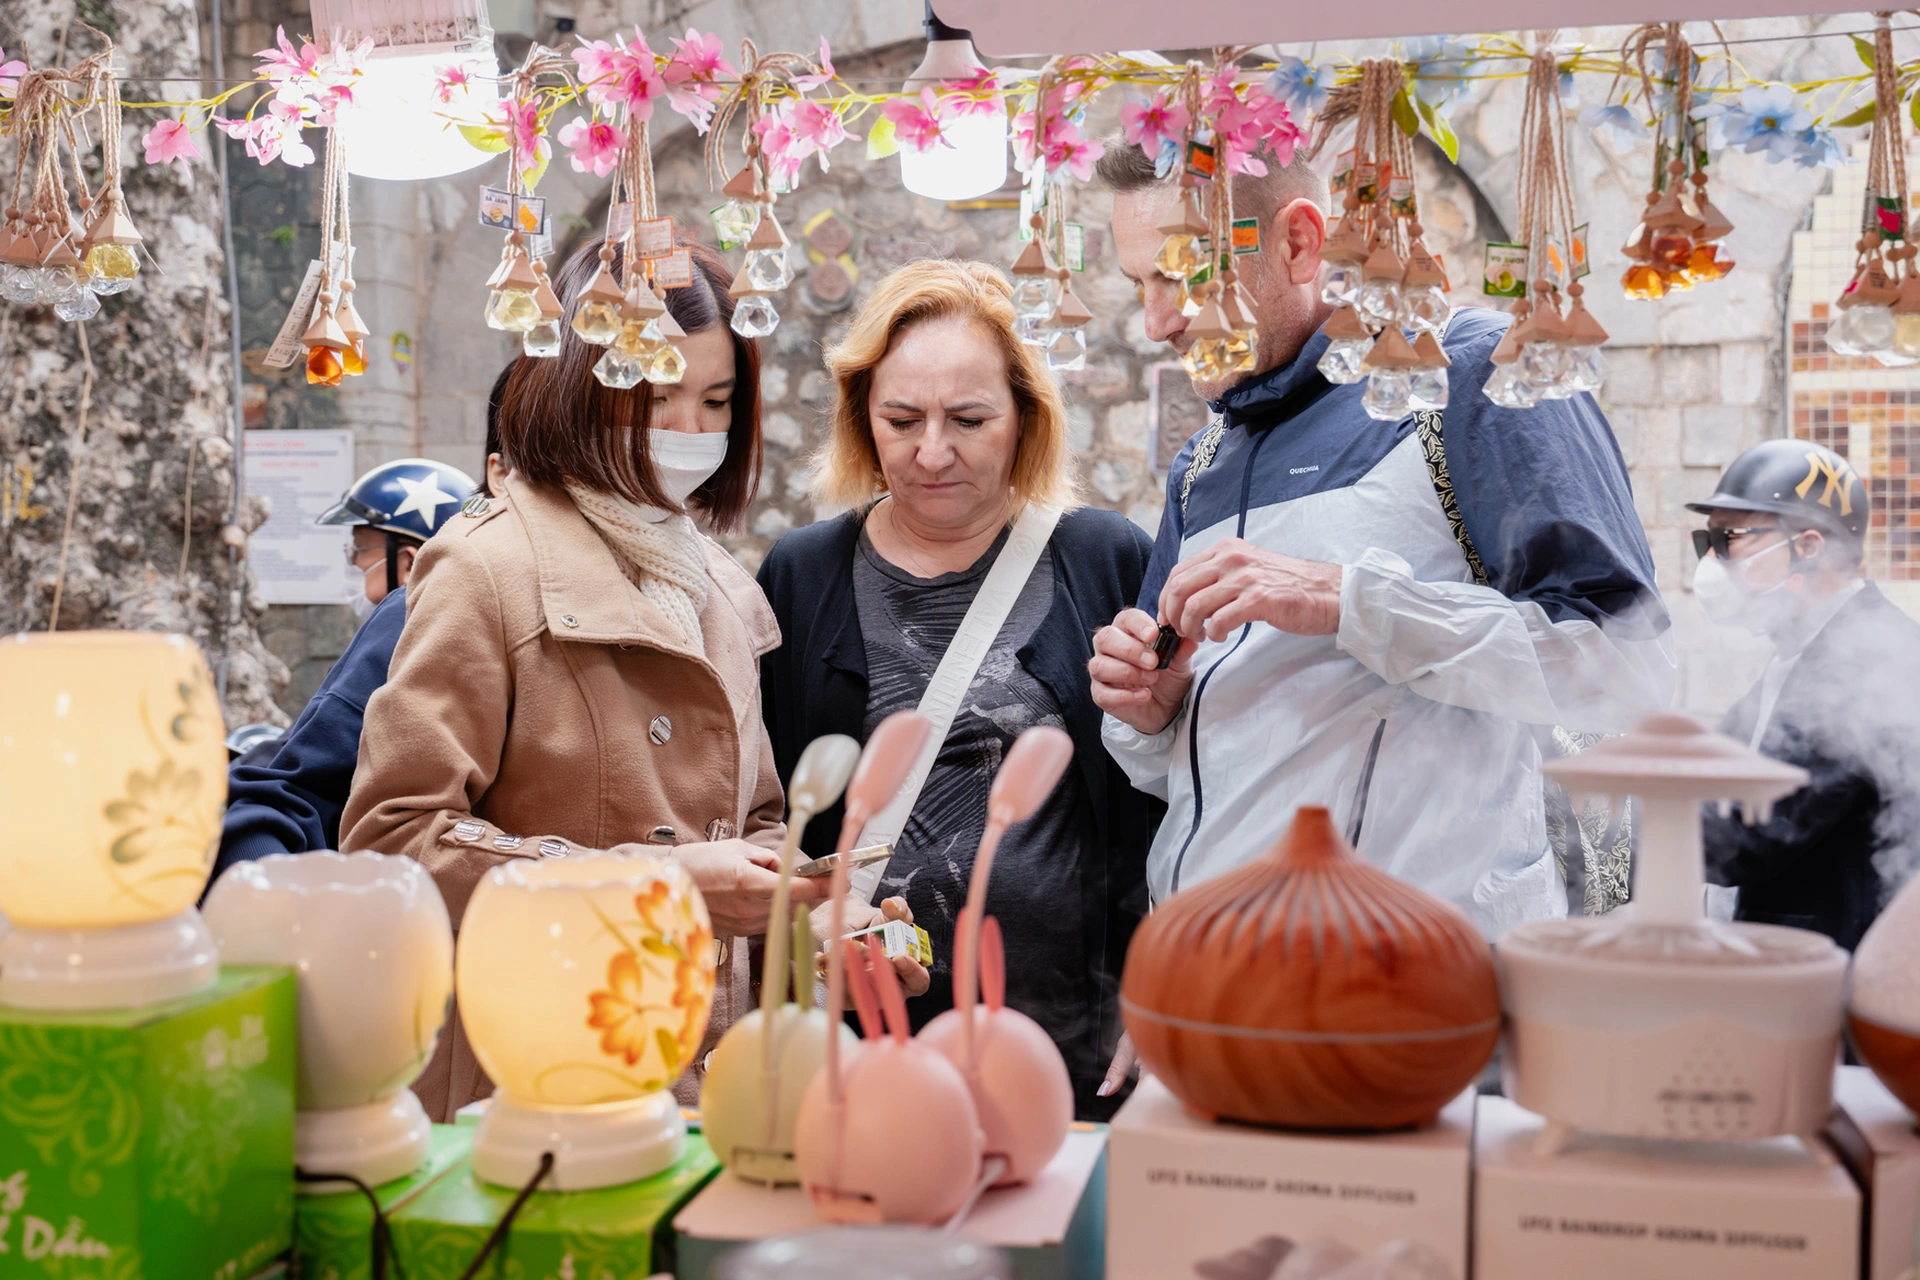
[756,506,1161,1108]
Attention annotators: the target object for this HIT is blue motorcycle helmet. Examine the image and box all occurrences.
[320,457,477,594]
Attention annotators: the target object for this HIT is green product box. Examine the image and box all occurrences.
[0,965,298,1280]
[293,1125,473,1280]
[390,1134,719,1279]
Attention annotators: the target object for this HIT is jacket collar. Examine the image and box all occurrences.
[1212,329,1337,432]
[502,474,777,658]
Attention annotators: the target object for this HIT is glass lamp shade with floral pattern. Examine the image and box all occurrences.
[456,851,716,1190]
[0,632,225,1009]
[204,851,454,1190]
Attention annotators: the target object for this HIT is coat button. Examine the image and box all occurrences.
[538,838,569,858]
[646,825,677,845]
[453,820,485,843]
[706,818,736,841]
[560,614,579,629]
[649,715,672,745]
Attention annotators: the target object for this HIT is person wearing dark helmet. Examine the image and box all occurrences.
[1688,438,1920,950]
[212,371,512,877]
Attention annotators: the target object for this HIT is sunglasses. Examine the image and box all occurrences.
[1691,527,1782,559]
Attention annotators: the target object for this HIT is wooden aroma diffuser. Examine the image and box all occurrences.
[1848,873,1920,1116]
[1120,806,1500,1129]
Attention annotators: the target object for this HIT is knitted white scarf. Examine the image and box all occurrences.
[566,485,710,647]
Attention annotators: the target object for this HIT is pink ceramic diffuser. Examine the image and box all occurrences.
[793,712,988,1224]
[919,726,1076,1187]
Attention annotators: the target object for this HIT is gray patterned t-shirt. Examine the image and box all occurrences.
[852,521,1099,1096]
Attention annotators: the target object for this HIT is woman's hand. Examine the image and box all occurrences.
[622,838,827,938]
[810,894,932,998]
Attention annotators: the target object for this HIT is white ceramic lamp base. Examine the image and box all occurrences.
[296,1092,434,1193]
[472,1090,685,1191]
[0,908,219,1010]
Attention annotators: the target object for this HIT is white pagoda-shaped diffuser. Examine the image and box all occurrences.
[1496,712,1847,1159]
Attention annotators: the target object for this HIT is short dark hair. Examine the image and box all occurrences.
[1093,136,1329,218]
[498,236,763,533]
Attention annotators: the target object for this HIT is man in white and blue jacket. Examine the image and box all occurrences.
[1088,145,1675,956]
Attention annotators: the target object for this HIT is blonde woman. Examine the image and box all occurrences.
[756,260,1157,1119]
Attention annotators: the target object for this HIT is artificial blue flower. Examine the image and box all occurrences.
[1265,56,1331,117]
[1719,82,1815,163]
[1580,102,1647,149]
[1154,136,1179,179]
[1794,123,1847,170]
[1559,69,1578,110]
[1400,35,1478,110]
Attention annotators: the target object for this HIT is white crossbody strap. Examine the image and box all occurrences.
[849,501,1063,901]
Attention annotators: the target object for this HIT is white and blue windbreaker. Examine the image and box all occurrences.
[1104,308,1675,938]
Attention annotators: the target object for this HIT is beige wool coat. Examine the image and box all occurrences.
[341,474,786,1122]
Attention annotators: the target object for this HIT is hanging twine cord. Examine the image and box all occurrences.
[702,38,824,189]
[1515,38,1577,297]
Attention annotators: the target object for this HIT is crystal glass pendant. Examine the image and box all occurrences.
[1225,329,1257,374]
[1876,346,1920,368]
[45,265,90,307]
[1316,338,1370,385]
[523,319,562,358]
[1893,312,1920,360]
[1649,232,1693,272]
[341,342,368,376]
[744,247,795,293]
[731,294,780,339]
[1320,265,1361,308]
[1540,374,1577,400]
[1518,340,1571,388]
[1824,308,1864,356]
[571,300,623,346]
[593,346,646,390]
[614,320,661,358]
[1154,233,1203,281]
[1849,303,1897,354]
[645,340,687,384]
[1046,325,1088,372]
[1011,275,1060,319]
[712,198,761,246]
[1564,346,1606,393]
[486,288,540,333]
[1361,369,1412,421]
[1408,366,1450,410]
[1181,337,1233,383]
[1357,280,1400,332]
[86,243,138,295]
[306,345,345,387]
[1483,363,1543,409]
[1396,285,1449,335]
[1620,263,1666,301]
[0,265,42,304]
[54,288,101,322]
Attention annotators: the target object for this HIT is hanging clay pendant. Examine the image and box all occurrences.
[1121,806,1500,1129]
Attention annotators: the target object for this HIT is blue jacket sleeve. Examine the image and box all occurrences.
[213,588,409,878]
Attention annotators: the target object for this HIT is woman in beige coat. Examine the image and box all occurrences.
[342,238,824,1121]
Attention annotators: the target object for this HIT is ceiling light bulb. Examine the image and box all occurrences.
[898,15,1007,203]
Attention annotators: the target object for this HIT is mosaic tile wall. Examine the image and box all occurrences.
[1787,150,1918,579]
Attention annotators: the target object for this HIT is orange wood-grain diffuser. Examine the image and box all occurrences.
[1120,806,1500,1130]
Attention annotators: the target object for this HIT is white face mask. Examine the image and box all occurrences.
[649,428,730,509]
[1694,539,1801,634]
[347,557,384,621]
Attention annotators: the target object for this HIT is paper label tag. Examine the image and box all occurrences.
[1330,147,1356,197]
[1876,196,1905,241]
[478,186,514,230]
[1184,140,1218,181]
[608,201,636,240]
[1433,252,1451,292]
[651,247,694,289]
[263,247,351,368]
[634,216,675,258]
[1064,222,1085,272]
[524,231,553,262]
[514,194,547,236]
[1482,242,1529,298]
[1355,162,1386,207]
[1388,175,1417,219]
[1231,217,1261,254]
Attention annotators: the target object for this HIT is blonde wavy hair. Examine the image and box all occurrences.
[815,259,1078,511]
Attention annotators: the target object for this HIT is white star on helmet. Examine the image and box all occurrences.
[391,474,461,531]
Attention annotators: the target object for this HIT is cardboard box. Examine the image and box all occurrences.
[293,1123,472,1280]
[1828,1065,1920,1280]
[0,965,297,1280]
[388,1132,718,1278]
[673,1126,1108,1280]
[1107,1076,1474,1280]
[1475,1093,1860,1280]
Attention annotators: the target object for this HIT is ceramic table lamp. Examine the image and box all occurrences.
[1121,805,1501,1130]
[457,850,715,1190]
[1497,712,1846,1157]
[203,851,453,1189]
[702,734,863,1185]
[1847,873,1920,1116]
[0,632,225,1009]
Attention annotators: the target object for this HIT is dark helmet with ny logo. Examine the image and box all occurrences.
[1685,438,1869,544]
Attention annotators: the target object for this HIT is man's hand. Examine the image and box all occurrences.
[1161,539,1343,642]
[810,894,931,997]
[1091,608,1197,736]
[644,838,827,938]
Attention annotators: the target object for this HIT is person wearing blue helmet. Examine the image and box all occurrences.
[211,371,509,876]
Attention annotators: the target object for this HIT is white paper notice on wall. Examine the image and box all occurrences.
[244,429,356,605]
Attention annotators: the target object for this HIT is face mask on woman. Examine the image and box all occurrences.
[650,429,730,508]
[1694,537,1803,634]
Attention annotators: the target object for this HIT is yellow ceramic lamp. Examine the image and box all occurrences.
[458,851,716,1190]
[0,632,225,1008]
